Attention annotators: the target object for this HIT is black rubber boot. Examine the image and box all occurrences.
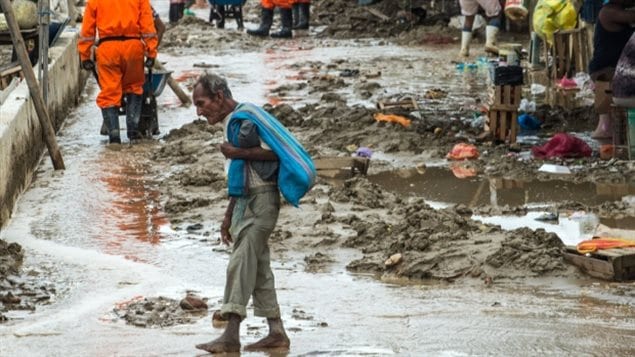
[218,6,226,28]
[169,3,184,24]
[100,119,108,135]
[125,93,143,141]
[102,107,121,144]
[292,4,300,29]
[270,8,292,39]
[246,8,273,37]
[294,3,310,30]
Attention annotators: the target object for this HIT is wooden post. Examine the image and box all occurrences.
[1,0,65,170]
[154,61,191,106]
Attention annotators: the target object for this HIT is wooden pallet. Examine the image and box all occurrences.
[549,28,591,81]
[314,157,370,179]
[564,246,635,281]
[0,61,23,90]
[487,85,521,144]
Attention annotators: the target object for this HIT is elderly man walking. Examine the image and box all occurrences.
[192,73,315,353]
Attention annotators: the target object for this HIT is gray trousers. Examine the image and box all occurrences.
[220,186,281,318]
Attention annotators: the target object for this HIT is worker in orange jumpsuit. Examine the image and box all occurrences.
[247,0,294,38]
[78,0,158,144]
[292,0,310,30]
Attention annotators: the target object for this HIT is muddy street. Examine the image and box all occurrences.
[2,1,635,356]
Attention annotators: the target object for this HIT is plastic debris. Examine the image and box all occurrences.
[374,113,411,127]
[355,147,373,158]
[530,84,546,95]
[518,98,536,113]
[447,143,480,160]
[518,113,542,130]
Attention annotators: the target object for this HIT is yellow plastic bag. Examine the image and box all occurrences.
[533,0,577,46]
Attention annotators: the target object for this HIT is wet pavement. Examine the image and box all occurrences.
[1,10,635,357]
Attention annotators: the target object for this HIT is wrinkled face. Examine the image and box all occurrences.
[193,84,224,125]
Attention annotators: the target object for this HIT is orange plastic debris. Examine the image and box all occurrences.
[576,237,635,254]
[374,113,411,127]
[450,162,478,178]
[446,143,480,160]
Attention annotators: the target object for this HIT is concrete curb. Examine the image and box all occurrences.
[0,30,86,230]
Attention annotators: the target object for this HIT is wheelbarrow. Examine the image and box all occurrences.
[208,0,246,29]
[118,68,172,138]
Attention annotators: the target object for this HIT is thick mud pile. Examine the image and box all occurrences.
[322,178,574,280]
[313,0,459,42]
[0,240,56,322]
[111,295,209,328]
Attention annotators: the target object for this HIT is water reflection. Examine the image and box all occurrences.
[97,145,168,261]
[369,167,635,207]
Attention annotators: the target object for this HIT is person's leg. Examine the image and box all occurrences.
[479,0,502,54]
[459,0,478,57]
[591,70,615,140]
[245,243,290,350]
[243,190,288,350]
[293,0,310,30]
[247,0,274,37]
[196,195,263,353]
[121,40,145,141]
[270,0,293,38]
[95,43,126,143]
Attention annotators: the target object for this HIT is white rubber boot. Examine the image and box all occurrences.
[460,31,472,57]
[485,25,499,55]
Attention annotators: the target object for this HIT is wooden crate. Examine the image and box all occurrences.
[314,157,370,179]
[564,246,635,281]
[549,28,591,82]
[0,61,23,90]
[487,85,522,144]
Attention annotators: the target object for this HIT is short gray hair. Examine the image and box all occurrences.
[195,72,233,99]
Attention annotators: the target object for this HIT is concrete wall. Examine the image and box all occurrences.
[0,31,85,230]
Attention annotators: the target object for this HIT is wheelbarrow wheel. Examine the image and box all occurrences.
[137,94,159,138]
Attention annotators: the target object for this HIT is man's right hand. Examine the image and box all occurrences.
[81,60,95,71]
[220,215,232,245]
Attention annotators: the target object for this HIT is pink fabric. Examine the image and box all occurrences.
[531,133,592,159]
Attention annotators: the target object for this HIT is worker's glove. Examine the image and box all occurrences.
[144,57,155,69]
[81,60,94,71]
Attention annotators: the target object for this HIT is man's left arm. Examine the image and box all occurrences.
[219,143,279,161]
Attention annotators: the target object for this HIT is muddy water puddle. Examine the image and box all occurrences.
[369,166,635,245]
[369,166,635,208]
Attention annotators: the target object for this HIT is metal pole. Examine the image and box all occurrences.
[38,0,50,105]
[0,0,65,170]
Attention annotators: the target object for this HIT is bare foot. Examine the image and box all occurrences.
[244,333,290,351]
[195,338,240,354]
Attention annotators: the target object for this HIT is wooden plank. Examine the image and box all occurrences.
[564,252,615,280]
[365,7,390,21]
[513,85,521,104]
[314,157,370,175]
[504,86,511,106]
[490,104,518,111]
[509,112,518,144]
[489,112,498,140]
[494,86,502,106]
[500,111,507,141]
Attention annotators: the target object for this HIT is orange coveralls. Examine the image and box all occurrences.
[261,0,293,9]
[78,0,158,109]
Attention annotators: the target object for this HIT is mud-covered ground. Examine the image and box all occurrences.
[2,1,634,328]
